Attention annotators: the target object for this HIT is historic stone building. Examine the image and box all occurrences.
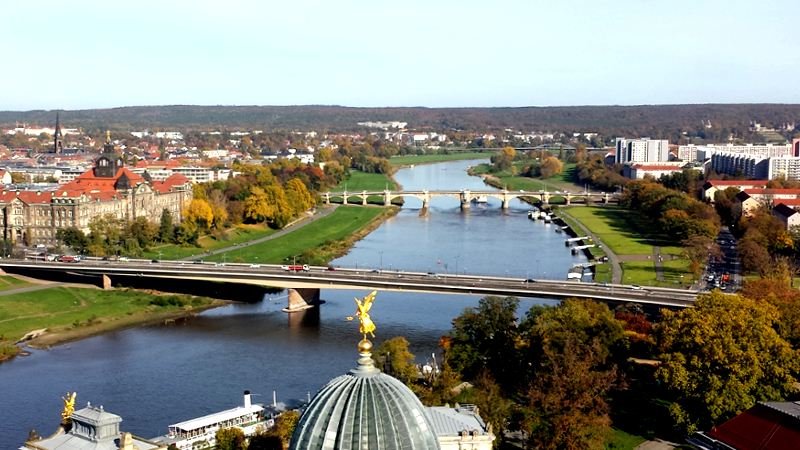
[0,141,192,247]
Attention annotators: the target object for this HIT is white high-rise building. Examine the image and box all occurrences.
[615,138,669,164]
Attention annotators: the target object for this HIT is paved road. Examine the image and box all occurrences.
[177,205,339,261]
[0,282,70,296]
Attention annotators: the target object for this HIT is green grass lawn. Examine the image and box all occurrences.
[203,206,385,265]
[605,428,647,450]
[144,224,277,260]
[329,171,397,191]
[0,287,213,342]
[620,259,694,287]
[0,276,35,292]
[548,163,578,185]
[564,207,655,255]
[389,152,488,166]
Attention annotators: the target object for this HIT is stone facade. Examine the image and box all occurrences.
[0,148,192,247]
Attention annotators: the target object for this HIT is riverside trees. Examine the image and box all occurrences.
[436,294,800,447]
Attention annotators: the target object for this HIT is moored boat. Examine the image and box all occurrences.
[151,391,276,450]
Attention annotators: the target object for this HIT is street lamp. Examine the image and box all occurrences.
[536,259,539,278]
[455,255,459,278]
[380,251,383,271]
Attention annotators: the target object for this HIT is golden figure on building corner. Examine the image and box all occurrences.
[61,392,76,422]
[348,290,377,344]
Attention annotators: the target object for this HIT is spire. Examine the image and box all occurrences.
[53,113,64,154]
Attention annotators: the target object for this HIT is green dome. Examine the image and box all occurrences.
[289,351,440,450]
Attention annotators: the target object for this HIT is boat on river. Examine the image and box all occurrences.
[472,196,488,204]
[151,391,275,450]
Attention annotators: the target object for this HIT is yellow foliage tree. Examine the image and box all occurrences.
[285,178,313,212]
[184,199,213,230]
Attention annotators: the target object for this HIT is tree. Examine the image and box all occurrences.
[159,209,174,243]
[655,291,799,433]
[447,296,521,391]
[285,178,314,212]
[208,190,229,229]
[469,370,513,448]
[56,228,90,253]
[681,235,722,279]
[247,433,283,450]
[377,336,418,386]
[538,156,563,179]
[214,427,246,450]
[126,216,158,248]
[523,334,617,450]
[269,410,299,448]
[184,199,214,231]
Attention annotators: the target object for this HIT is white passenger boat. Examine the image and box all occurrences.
[151,391,275,450]
[472,196,488,204]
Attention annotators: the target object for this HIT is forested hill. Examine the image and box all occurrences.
[1,104,799,133]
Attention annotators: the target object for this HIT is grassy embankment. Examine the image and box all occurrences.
[144,223,277,260]
[563,206,692,287]
[0,286,224,350]
[389,152,488,167]
[203,205,391,265]
[0,275,36,292]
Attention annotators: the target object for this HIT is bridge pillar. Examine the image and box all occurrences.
[501,194,509,209]
[342,191,348,205]
[542,193,550,204]
[604,194,609,204]
[460,190,471,210]
[423,200,429,209]
[324,192,330,204]
[384,190,391,206]
[565,195,571,206]
[282,288,322,313]
[362,191,368,206]
[102,274,112,290]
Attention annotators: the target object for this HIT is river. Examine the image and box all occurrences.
[0,159,588,448]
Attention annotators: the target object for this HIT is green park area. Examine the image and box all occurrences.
[389,152,488,167]
[0,275,36,293]
[0,286,220,345]
[329,170,397,191]
[144,223,277,260]
[203,205,388,265]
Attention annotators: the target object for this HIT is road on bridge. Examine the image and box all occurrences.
[1,259,699,308]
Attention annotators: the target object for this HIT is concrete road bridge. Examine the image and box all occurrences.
[0,259,697,310]
[323,189,618,209]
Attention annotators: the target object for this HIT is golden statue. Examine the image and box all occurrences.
[348,291,377,338]
[61,392,76,421]
[106,130,110,142]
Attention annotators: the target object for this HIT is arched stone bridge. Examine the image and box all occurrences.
[323,189,618,209]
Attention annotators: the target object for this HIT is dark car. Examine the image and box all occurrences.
[194,260,204,264]
[525,279,537,283]
[327,266,336,271]
[150,259,159,264]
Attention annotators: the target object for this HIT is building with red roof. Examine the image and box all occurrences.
[0,141,192,247]
[688,401,800,450]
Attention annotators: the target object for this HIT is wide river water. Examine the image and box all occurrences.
[0,159,588,447]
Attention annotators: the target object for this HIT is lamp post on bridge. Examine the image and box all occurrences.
[455,255,459,278]
[380,251,383,271]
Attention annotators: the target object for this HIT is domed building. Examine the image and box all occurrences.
[289,294,441,450]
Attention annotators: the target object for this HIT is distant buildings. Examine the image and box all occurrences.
[680,140,800,181]
[615,138,670,164]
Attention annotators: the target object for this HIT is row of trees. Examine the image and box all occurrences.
[381,292,800,449]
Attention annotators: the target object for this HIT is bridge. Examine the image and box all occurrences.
[0,259,698,309]
[322,189,619,209]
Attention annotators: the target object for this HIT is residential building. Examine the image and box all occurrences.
[682,143,792,162]
[733,191,759,217]
[428,404,494,450]
[772,203,800,230]
[0,170,11,185]
[625,163,685,180]
[709,151,769,179]
[767,156,800,180]
[702,180,769,201]
[615,138,669,164]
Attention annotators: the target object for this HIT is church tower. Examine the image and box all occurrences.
[53,113,64,154]
[94,131,123,178]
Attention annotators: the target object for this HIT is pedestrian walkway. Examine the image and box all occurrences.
[177,205,339,261]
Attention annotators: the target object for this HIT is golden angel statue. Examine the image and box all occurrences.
[347,291,377,338]
[61,392,76,421]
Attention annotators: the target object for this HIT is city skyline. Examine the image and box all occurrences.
[3,0,799,111]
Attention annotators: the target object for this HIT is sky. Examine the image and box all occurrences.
[2,0,799,110]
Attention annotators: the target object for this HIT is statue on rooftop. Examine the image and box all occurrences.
[348,291,377,339]
[61,392,76,422]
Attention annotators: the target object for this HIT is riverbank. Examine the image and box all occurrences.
[389,152,489,169]
[0,283,229,354]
